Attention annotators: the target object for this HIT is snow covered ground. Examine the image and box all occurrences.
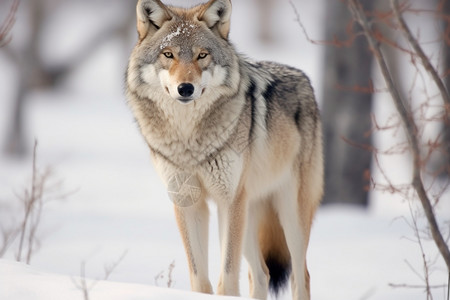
[0,0,449,299]
[0,259,248,300]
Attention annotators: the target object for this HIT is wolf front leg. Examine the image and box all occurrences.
[174,199,213,294]
[216,188,247,296]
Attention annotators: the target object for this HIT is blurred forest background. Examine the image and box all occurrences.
[0,0,449,298]
[1,0,449,206]
[1,0,136,156]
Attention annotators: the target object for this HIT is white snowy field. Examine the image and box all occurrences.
[1,0,449,299]
[0,259,249,300]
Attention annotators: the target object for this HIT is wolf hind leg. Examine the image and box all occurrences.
[290,263,311,300]
[243,200,269,300]
[272,179,312,300]
[174,199,212,294]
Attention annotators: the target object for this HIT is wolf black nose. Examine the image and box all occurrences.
[177,83,195,97]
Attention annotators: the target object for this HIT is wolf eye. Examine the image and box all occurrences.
[163,52,174,59]
[198,53,208,60]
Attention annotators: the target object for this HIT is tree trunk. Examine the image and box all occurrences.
[443,0,450,177]
[3,0,44,156]
[2,0,136,157]
[321,0,374,206]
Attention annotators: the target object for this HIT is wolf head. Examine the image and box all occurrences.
[128,0,239,106]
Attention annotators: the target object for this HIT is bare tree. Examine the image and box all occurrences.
[2,0,135,156]
[347,0,450,295]
[294,0,449,295]
[1,140,72,263]
[320,0,374,206]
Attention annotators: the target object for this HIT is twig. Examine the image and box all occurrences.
[12,140,73,263]
[167,260,175,288]
[289,0,318,45]
[407,201,433,299]
[102,250,128,282]
[289,0,358,47]
[16,140,39,262]
[389,283,446,289]
[154,270,164,286]
[71,261,90,300]
[154,260,176,288]
[0,0,19,47]
[348,0,450,274]
[0,225,19,257]
[72,250,128,300]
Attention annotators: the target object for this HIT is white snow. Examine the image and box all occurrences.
[160,22,199,50]
[160,26,182,50]
[0,259,247,300]
[0,0,449,299]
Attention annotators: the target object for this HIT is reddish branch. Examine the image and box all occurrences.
[348,0,450,273]
[0,0,19,47]
[289,0,359,48]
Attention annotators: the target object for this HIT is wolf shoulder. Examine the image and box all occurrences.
[246,60,316,104]
[243,59,319,126]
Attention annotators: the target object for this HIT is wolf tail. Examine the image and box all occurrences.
[259,205,291,296]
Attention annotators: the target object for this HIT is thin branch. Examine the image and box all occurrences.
[389,283,447,289]
[154,260,176,288]
[408,202,433,299]
[0,225,19,257]
[100,250,128,283]
[154,270,164,286]
[348,0,450,273]
[26,196,43,264]
[16,140,38,262]
[391,0,450,111]
[78,261,90,300]
[73,250,129,300]
[289,0,359,48]
[167,260,175,288]
[289,0,320,45]
[0,0,19,47]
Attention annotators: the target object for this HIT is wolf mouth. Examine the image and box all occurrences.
[177,97,194,104]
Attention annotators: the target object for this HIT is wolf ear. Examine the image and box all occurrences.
[136,0,172,40]
[198,0,232,40]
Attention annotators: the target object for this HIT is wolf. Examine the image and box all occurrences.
[125,0,323,299]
